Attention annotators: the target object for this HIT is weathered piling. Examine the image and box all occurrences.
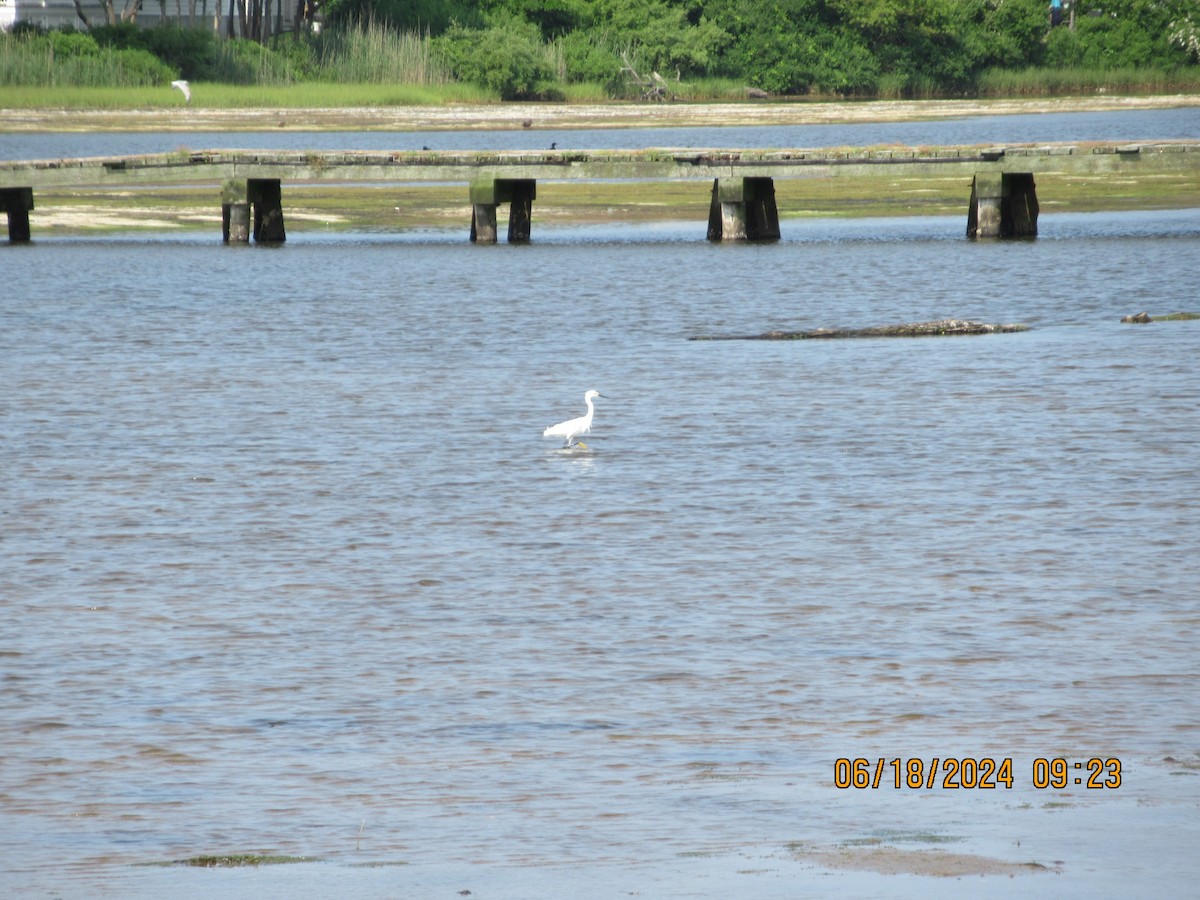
[470,178,537,243]
[707,177,780,241]
[506,180,535,243]
[1,187,34,242]
[5,141,1194,244]
[247,178,286,243]
[221,202,250,242]
[968,173,1038,239]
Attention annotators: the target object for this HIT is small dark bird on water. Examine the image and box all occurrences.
[549,141,557,150]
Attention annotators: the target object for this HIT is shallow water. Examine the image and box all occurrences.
[2,210,1199,897]
[2,106,1198,160]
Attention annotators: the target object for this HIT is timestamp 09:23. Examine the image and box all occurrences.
[833,757,1123,790]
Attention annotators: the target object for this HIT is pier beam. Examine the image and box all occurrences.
[968,173,1038,239]
[247,178,286,243]
[469,178,537,243]
[1,187,34,242]
[707,177,780,242]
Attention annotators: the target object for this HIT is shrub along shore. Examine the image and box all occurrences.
[3,4,1200,101]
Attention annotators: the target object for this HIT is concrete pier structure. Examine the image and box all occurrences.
[470,178,536,243]
[2,142,1195,243]
[707,177,781,241]
[968,173,1039,238]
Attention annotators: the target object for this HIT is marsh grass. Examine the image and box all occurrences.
[0,20,471,93]
[978,66,1200,96]
[311,19,450,85]
[0,81,495,108]
[672,77,760,101]
[558,81,612,102]
[0,40,174,87]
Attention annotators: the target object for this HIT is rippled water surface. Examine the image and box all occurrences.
[3,210,1199,897]
[2,106,1198,159]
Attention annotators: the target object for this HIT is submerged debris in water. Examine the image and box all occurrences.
[1122,310,1200,323]
[173,854,316,867]
[690,319,1031,341]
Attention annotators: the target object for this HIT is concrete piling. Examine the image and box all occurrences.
[221,201,251,243]
[968,173,1038,239]
[247,178,286,243]
[1,187,34,242]
[707,177,780,242]
[470,178,537,243]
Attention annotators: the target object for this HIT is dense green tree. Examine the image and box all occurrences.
[954,0,1049,70]
[14,0,1200,97]
[574,0,731,76]
[825,0,972,88]
[703,0,879,94]
[1047,0,1196,68]
[432,17,557,98]
[324,0,483,34]
[557,28,625,86]
[491,0,590,38]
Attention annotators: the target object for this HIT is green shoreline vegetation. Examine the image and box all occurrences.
[3,0,1200,105]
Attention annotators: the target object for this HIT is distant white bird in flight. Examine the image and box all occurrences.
[543,389,606,448]
[171,80,191,104]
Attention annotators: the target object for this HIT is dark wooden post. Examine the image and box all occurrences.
[1,187,35,243]
[246,178,286,243]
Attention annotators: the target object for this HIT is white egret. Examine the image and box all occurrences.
[543,389,606,448]
[171,80,191,105]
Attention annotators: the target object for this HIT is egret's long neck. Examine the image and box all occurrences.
[584,396,595,420]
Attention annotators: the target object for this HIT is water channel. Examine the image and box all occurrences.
[2,108,1199,898]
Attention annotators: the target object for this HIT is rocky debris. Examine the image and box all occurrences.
[1122,311,1200,322]
[690,319,1030,341]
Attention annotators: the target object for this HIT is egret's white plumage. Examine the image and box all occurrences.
[543,389,605,448]
[171,80,191,104]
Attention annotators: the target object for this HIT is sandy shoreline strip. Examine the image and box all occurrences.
[3,94,1199,133]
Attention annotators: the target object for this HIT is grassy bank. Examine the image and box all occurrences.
[0,82,497,109]
[4,70,1200,111]
[977,66,1200,97]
